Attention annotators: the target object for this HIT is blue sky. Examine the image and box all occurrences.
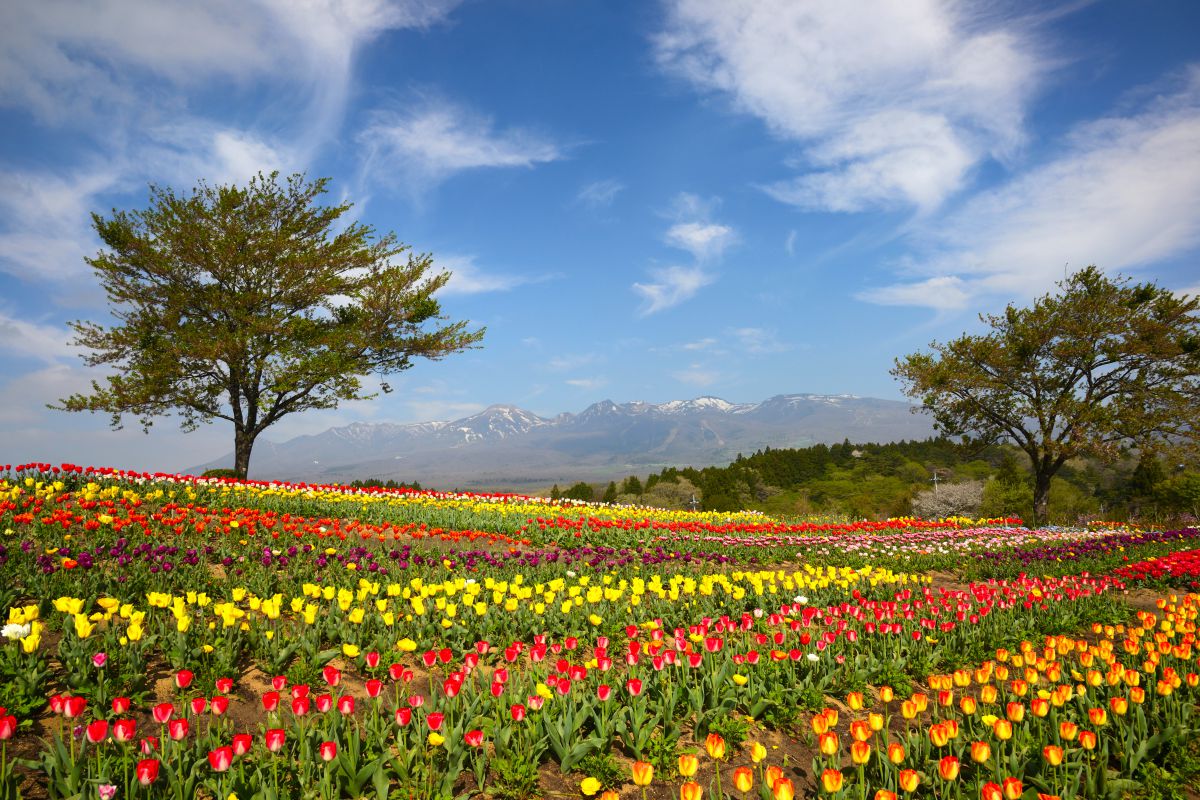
[2,0,1199,473]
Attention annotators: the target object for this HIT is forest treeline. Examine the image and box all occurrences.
[549,438,1200,525]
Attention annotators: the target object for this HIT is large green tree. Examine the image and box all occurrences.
[56,173,484,478]
[892,267,1199,525]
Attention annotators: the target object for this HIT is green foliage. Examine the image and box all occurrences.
[55,172,484,478]
[601,481,618,504]
[200,468,239,479]
[563,481,595,501]
[642,729,683,780]
[894,267,1200,524]
[576,751,626,789]
[707,714,751,750]
[488,754,542,800]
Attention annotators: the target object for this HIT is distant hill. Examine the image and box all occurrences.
[187,394,937,489]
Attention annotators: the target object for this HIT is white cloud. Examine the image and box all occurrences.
[656,0,1043,212]
[673,365,720,387]
[633,266,716,315]
[548,354,598,371]
[566,377,607,391]
[856,276,972,311]
[682,337,717,351]
[437,254,537,296]
[864,69,1200,307]
[359,100,564,188]
[665,221,736,261]
[0,312,78,365]
[0,0,459,131]
[576,179,625,208]
[730,327,789,354]
[785,230,797,256]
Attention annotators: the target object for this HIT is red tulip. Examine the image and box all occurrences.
[113,719,136,743]
[597,684,612,701]
[337,696,354,715]
[215,677,234,694]
[208,746,233,772]
[511,703,527,722]
[112,697,131,714]
[175,670,194,689]
[291,697,310,717]
[190,697,207,716]
[271,675,287,691]
[395,707,412,726]
[63,696,87,719]
[86,720,109,743]
[153,702,174,724]
[210,696,229,716]
[364,651,381,668]
[426,712,444,731]
[365,679,383,698]
[319,741,337,762]
[232,734,252,756]
[322,666,341,687]
[626,678,644,696]
[265,729,286,753]
[168,718,188,741]
[464,729,484,747]
[136,759,160,785]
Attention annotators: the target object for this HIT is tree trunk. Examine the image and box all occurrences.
[233,428,256,480]
[1032,469,1052,527]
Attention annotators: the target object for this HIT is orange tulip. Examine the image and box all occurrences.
[898,769,920,793]
[680,781,703,800]
[887,742,905,764]
[705,733,726,760]
[929,723,951,747]
[875,792,898,800]
[821,769,844,793]
[1002,777,1023,800]
[772,777,795,800]
[1058,720,1078,741]
[631,761,653,786]
[1006,702,1025,722]
[900,700,918,719]
[600,792,619,800]
[981,782,1003,800]
[970,740,991,763]
[765,766,783,788]
[912,693,928,712]
[980,684,999,704]
[750,742,767,763]
[850,720,871,742]
[992,719,1013,740]
[847,691,864,710]
[1088,707,1107,727]
[731,766,753,794]
[678,753,699,778]
[879,685,894,703]
[811,714,829,735]
[960,696,978,715]
[938,690,954,707]
[1043,745,1064,766]
[1079,730,1098,750]
[818,732,839,756]
[868,712,884,732]
[851,740,871,765]
[823,708,839,728]
[1030,698,1049,718]
[1110,696,1128,716]
[1130,686,1146,704]
[938,755,960,781]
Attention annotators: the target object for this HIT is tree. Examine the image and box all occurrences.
[563,482,595,501]
[893,267,1199,525]
[601,481,618,504]
[55,173,484,478]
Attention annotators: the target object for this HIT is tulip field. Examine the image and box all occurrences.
[3,464,1200,800]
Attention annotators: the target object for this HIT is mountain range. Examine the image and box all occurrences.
[188,394,937,489]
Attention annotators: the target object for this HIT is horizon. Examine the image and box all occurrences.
[2,1,1199,474]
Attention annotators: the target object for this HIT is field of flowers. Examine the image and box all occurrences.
[2,462,1200,800]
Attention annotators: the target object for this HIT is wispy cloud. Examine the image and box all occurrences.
[730,327,789,354]
[672,365,720,387]
[438,254,541,295]
[576,179,624,208]
[862,68,1200,308]
[665,221,736,262]
[0,311,78,364]
[656,0,1045,213]
[548,354,599,371]
[682,337,717,351]
[633,266,716,315]
[358,98,565,189]
[566,376,607,390]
